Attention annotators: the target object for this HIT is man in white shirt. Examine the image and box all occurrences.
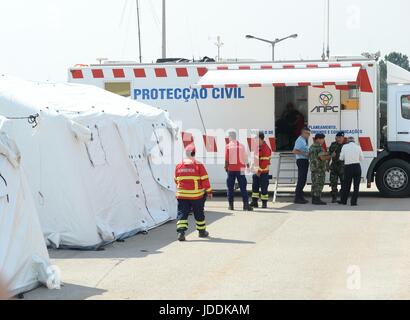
[338,137,364,206]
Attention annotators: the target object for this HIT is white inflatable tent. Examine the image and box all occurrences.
[0,115,59,296]
[0,76,180,250]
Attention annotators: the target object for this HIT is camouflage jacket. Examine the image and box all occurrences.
[329,142,345,168]
[309,142,327,172]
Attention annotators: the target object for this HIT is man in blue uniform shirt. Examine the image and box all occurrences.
[292,127,311,204]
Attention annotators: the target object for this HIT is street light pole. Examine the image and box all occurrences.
[136,0,142,63]
[246,34,298,62]
[162,0,166,59]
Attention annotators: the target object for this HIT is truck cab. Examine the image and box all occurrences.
[367,62,410,197]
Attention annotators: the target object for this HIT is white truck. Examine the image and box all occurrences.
[68,57,410,197]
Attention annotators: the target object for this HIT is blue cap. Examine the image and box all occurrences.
[336,131,345,137]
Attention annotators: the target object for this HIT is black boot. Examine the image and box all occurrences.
[294,197,309,204]
[250,198,259,208]
[243,203,254,211]
[198,230,209,238]
[262,201,268,209]
[228,201,234,211]
[312,197,327,205]
[332,194,338,203]
[177,231,186,242]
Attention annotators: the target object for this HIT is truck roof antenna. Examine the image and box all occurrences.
[326,0,331,60]
[321,0,327,61]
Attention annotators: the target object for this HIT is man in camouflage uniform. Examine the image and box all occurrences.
[328,132,346,203]
[309,133,330,205]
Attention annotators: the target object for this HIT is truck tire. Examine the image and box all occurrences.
[376,159,410,198]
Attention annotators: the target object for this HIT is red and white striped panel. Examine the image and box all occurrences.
[210,62,366,71]
[182,132,277,153]
[69,67,209,80]
[183,132,372,153]
[195,66,374,93]
[69,62,373,81]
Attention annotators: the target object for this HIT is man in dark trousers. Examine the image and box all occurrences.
[174,144,213,241]
[250,131,272,209]
[309,133,331,205]
[328,132,346,203]
[225,131,253,212]
[292,127,311,204]
[339,137,364,206]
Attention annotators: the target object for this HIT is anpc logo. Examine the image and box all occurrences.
[319,92,334,106]
[311,91,339,113]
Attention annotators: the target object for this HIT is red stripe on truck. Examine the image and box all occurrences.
[203,135,218,153]
[359,137,374,152]
[70,70,84,79]
[155,68,167,77]
[92,69,104,78]
[335,85,350,91]
[182,132,194,149]
[197,67,208,77]
[269,138,277,152]
[247,138,259,153]
[176,68,189,77]
[358,69,373,93]
[134,68,146,78]
[113,69,125,78]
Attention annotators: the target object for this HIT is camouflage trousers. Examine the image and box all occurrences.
[311,170,326,198]
[330,164,344,196]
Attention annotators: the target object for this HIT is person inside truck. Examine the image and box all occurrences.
[276,102,305,150]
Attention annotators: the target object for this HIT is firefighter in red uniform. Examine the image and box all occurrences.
[225,130,253,212]
[174,144,213,242]
[250,131,272,209]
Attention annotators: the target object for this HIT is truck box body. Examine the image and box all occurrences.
[68,59,410,195]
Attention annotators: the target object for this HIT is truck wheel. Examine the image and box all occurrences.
[376,159,410,198]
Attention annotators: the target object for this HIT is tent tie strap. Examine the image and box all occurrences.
[7,113,40,128]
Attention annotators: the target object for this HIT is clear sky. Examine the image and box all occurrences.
[0,0,408,82]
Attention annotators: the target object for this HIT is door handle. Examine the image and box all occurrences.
[398,132,409,135]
